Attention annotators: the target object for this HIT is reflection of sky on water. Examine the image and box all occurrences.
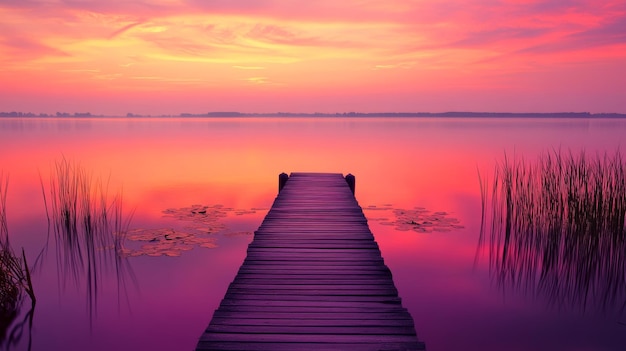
[0,117,625,350]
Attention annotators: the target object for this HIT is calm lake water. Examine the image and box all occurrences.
[1,117,625,351]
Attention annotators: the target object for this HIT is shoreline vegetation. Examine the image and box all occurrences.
[477,149,626,316]
[1,111,626,118]
[41,159,135,326]
[0,173,36,350]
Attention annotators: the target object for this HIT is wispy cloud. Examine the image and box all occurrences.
[0,34,69,59]
[130,76,204,83]
[233,65,265,70]
[1,0,625,113]
[451,27,552,48]
[108,22,143,39]
[243,77,268,84]
[372,61,415,70]
[518,14,626,54]
[245,23,356,48]
[59,69,100,73]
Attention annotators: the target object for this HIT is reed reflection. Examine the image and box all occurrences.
[478,149,626,317]
[42,159,135,325]
[0,174,35,351]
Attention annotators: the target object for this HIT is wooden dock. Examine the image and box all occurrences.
[196,172,425,351]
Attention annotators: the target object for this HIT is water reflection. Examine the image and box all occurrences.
[2,117,625,350]
[41,160,135,325]
[478,149,626,317]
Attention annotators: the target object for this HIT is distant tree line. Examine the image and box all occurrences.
[176,111,626,118]
[2,111,626,118]
[0,112,94,117]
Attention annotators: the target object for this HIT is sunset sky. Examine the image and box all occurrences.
[1,0,625,115]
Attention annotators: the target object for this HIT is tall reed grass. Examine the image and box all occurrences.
[42,159,134,324]
[0,173,35,350]
[477,149,626,315]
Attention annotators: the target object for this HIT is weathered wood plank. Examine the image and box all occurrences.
[226,283,397,290]
[248,244,378,249]
[205,325,418,335]
[211,311,412,320]
[197,341,425,351]
[213,306,410,315]
[224,290,399,297]
[208,317,415,327]
[195,173,424,351]
[200,333,421,343]
[219,291,400,304]
[231,278,394,284]
[239,261,388,267]
[216,300,405,308]
[235,267,392,273]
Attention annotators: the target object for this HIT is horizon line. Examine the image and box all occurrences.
[2,111,626,118]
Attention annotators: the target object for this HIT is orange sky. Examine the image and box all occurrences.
[1,0,625,115]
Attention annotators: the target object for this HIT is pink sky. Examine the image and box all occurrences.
[1,0,625,115]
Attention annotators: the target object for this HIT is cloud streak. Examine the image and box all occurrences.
[0,0,625,113]
[233,66,265,70]
[0,34,69,59]
[108,22,143,39]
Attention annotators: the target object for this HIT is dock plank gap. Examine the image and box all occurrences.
[196,172,426,351]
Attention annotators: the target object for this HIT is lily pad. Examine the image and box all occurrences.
[123,228,218,257]
[364,204,464,233]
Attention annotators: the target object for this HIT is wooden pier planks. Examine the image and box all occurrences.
[196,172,426,351]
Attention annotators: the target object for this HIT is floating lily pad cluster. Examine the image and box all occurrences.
[122,228,217,257]
[123,204,262,257]
[364,205,464,233]
[162,204,229,233]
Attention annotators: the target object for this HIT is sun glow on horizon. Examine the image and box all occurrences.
[1,0,625,114]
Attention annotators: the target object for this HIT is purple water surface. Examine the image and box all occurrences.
[0,117,625,350]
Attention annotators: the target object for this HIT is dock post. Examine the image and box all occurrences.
[345,173,356,195]
[278,172,289,193]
